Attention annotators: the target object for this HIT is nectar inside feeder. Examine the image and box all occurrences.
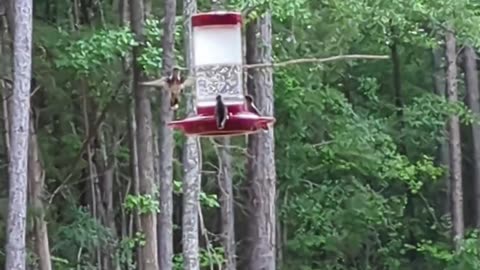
[168,11,275,137]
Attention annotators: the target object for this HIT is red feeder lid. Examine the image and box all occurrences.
[192,12,242,27]
[168,104,275,137]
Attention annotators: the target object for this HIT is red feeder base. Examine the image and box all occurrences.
[169,104,275,137]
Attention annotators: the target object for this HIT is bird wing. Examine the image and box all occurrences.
[139,78,168,88]
[250,103,261,115]
[180,76,195,89]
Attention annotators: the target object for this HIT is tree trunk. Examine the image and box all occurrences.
[432,45,450,214]
[210,1,236,269]
[390,35,405,154]
[0,8,11,165]
[445,28,464,249]
[182,0,202,269]
[216,138,236,270]
[5,0,33,269]
[129,0,159,268]
[119,1,143,268]
[127,92,143,270]
[81,83,100,268]
[157,0,176,268]
[463,45,480,227]
[3,0,14,36]
[97,128,116,270]
[245,11,277,270]
[27,108,52,270]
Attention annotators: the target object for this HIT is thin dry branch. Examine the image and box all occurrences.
[243,54,390,69]
[174,54,389,71]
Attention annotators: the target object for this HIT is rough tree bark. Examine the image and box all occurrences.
[129,0,159,268]
[463,45,480,228]
[5,0,33,269]
[182,0,202,269]
[157,0,176,268]
[28,82,53,270]
[445,28,464,249]
[245,11,277,270]
[432,46,450,214]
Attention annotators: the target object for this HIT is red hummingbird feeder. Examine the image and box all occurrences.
[168,11,275,137]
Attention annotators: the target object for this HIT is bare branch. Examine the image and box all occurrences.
[243,54,390,69]
[174,54,390,71]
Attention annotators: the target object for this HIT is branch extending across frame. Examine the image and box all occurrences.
[176,54,390,71]
[243,54,390,69]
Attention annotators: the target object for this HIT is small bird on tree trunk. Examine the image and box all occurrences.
[245,94,269,130]
[215,94,229,129]
[140,67,194,110]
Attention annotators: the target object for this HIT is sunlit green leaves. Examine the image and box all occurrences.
[413,231,480,269]
[56,27,137,74]
[124,194,160,214]
[173,180,220,208]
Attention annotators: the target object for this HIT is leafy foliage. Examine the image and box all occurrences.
[3,0,480,269]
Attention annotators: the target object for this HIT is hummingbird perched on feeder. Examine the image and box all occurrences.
[215,94,229,129]
[244,94,269,130]
[244,94,261,115]
[140,67,194,110]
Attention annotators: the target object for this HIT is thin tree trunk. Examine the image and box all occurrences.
[128,93,143,270]
[245,11,277,270]
[216,138,236,270]
[390,36,405,154]
[130,0,159,268]
[5,0,33,268]
[0,13,11,162]
[97,127,116,270]
[463,45,480,227]
[3,0,14,36]
[81,83,104,269]
[119,1,143,268]
[27,108,52,270]
[157,0,176,268]
[209,1,236,269]
[391,29,418,265]
[144,0,151,19]
[445,28,464,249]
[432,45,450,214]
[182,0,202,269]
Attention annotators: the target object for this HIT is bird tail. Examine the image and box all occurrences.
[170,96,179,110]
[217,115,227,129]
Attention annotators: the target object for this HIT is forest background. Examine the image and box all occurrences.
[2,0,480,269]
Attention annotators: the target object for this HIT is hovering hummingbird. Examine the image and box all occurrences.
[215,95,229,129]
[245,94,269,130]
[140,67,194,110]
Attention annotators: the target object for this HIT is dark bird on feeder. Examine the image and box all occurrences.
[245,94,269,130]
[139,67,194,110]
[245,94,261,115]
[215,95,229,129]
